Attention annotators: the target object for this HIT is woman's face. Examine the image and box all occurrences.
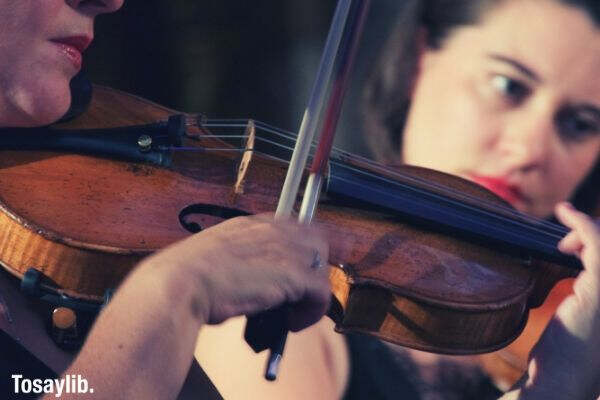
[402,0,600,217]
[0,0,123,128]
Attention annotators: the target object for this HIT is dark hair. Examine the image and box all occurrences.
[362,0,495,162]
[362,0,600,213]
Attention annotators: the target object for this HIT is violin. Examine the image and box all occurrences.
[0,85,583,369]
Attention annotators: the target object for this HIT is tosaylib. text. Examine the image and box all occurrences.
[12,374,94,398]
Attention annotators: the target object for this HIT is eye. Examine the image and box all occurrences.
[555,107,600,142]
[491,75,530,104]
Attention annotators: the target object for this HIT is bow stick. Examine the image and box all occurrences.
[243,0,372,381]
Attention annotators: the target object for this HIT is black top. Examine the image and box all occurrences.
[2,326,501,400]
[0,329,57,399]
[342,333,503,400]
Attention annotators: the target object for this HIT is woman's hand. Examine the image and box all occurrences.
[555,202,600,351]
[502,202,600,399]
[141,213,331,331]
[53,214,330,400]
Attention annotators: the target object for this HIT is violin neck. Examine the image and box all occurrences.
[324,162,581,273]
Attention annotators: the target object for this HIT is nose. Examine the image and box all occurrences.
[499,105,556,173]
[66,0,124,15]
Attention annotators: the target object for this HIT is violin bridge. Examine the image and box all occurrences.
[232,119,256,197]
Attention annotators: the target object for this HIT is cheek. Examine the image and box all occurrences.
[0,2,71,127]
[402,64,496,173]
[556,145,600,198]
[0,2,60,43]
[529,144,600,217]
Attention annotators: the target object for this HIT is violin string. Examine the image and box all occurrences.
[286,131,568,236]
[195,122,569,232]
[153,122,570,239]
[328,152,569,236]
[322,160,569,242]
[160,147,248,152]
[159,130,570,240]
[319,153,569,241]
[161,129,569,239]
[244,128,567,235]
[160,147,568,249]
[157,145,309,165]
[340,164,566,238]
[203,144,570,248]
[327,173,568,252]
[159,147,568,249]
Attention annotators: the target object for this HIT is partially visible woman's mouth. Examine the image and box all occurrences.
[49,36,92,70]
[468,175,527,207]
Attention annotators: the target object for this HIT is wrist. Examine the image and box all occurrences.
[133,256,210,329]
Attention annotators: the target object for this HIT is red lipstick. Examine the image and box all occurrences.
[469,175,524,205]
[49,36,92,70]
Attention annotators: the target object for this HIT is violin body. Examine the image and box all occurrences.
[0,87,295,300]
[0,86,577,362]
[326,169,573,354]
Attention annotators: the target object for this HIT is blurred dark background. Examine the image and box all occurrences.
[84,1,402,156]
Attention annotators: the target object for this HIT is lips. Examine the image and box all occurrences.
[50,36,92,53]
[469,175,525,205]
[49,36,92,70]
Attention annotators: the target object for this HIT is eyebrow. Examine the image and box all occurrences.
[488,54,600,119]
[487,54,541,83]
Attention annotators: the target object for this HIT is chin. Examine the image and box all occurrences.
[1,73,72,128]
[26,98,71,127]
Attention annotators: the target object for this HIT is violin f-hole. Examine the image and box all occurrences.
[178,204,251,233]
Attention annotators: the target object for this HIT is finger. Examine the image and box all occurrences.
[275,222,330,267]
[555,202,600,241]
[558,230,583,255]
[556,202,600,274]
[286,269,331,332]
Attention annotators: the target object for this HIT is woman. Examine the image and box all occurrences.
[0,1,331,399]
[195,0,600,399]
[1,1,599,399]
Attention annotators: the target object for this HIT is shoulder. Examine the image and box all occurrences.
[195,316,349,399]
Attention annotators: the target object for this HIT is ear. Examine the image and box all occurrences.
[408,27,429,98]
